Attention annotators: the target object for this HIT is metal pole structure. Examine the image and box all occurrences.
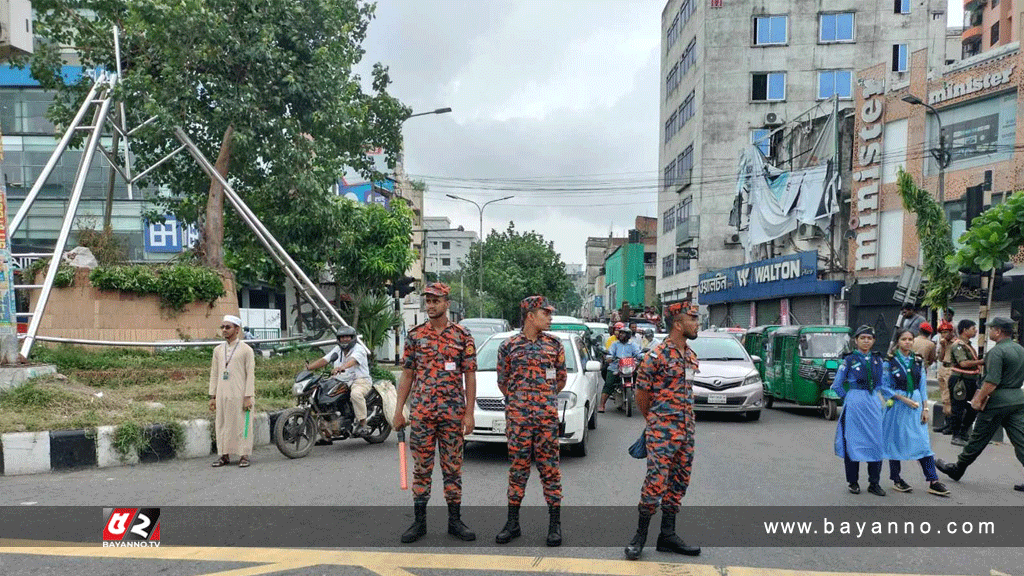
[173,127,346,329]
[20,90,114,358]
[8,81,102,237]
[112,26,135,200]
[978,267,997,355]
[446,194,513,317]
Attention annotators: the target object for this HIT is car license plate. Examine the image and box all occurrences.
[708,394,727,404]
[492,419,506,434]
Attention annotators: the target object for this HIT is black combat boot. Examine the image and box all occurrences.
[656,512,701,556]
[495,504,521,544]
[400,500,427,543]
[624,510,652,560]
[546,505,562,547]
[447,502,476,541]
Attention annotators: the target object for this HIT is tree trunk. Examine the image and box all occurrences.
[203,126,235,269]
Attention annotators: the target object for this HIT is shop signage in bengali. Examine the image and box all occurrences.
[697,251,842,305]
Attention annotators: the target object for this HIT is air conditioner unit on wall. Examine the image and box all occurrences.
[725,233,741,245]
[764,112,784,126]
[0,0,34,58]
[798,223,822,239]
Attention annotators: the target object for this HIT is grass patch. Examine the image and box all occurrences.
[1,346,393,433]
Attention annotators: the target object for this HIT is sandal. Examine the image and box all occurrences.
[211,455,230,467]
[238,457,250,468]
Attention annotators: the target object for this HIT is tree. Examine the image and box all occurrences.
[896,169,960,309]
[462,222,572,325]
[24,0,409,275]
[329,198,415,330]
[950,189,1024,274]
[342,291,400,363]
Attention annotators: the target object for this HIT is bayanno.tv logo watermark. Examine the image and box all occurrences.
[102,508,161,547]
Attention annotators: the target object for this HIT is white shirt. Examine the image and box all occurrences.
[322,343,370,381]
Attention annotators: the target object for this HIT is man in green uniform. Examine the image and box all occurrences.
[937,317,1024,492]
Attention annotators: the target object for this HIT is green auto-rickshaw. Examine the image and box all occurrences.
[763,325,852,420]
[742,325,781,382]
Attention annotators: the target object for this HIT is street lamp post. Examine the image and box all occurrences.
[902,95,950,205]
[445,194,515,317]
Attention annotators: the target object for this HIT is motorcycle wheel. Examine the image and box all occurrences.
[626,388,634,417]
[274,407,316,459]
[363,397,392,444]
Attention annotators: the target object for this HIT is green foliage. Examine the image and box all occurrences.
[462,222,573,325]
[896,169,961,309]
[112,421,148,460]
[89,264,226,312]
[75,223,128,265]
[21,258,75,288]
[162,421,187,455]
[950,190,1024,273]
[22,0,410,277]
[330,199,416,328]
[0,383,59,410]
[370,364,397,385]
[343,291,401,360]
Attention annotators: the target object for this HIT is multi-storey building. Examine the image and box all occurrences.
[421,215,477,279]
[657,0,952,310]
[962,0,1017,58]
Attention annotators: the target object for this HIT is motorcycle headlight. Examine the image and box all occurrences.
[743,374,761,387]
[557,391,578,409]
[293,379,311,395]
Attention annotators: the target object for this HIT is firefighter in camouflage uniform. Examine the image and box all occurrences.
[394,282,477,543]
[625,300,702,560]
[494,296,567,547]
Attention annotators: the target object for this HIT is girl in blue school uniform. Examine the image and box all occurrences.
[830,325,902,496]
[882,329,951,497]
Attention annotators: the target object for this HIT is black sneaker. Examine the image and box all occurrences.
[892,479,912,493]
[928,481,950,496]
[941,428,954,435]
[848,482,861,494]
[867,483,886,497]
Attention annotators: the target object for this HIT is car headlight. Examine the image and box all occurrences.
[557,391,578,409]
[743,373,761,387]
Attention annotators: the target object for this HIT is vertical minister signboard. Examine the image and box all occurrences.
[850,73,884,273]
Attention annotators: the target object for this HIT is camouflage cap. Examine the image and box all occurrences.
[665,301,699,320]
[521,295,556,315]
[423,282,451,297]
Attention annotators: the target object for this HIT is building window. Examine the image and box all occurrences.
[662,255,674,278]
[679,91,695,127]
[819,12,854,42]
[679,0,695,29]
[894,0,910,14]
[663,206,676,233]
[664,159,677,190]
[817,70,852,100]
[753,15,787,45]
[752,72,786,101]
[676,145,693,189]
[441,241,450,250]
[991,22,1000,45]
[751,129,771,157]
[665,111,678,143]
[680,38,697,77]
[441,258,451,267]
[666,13,680,52]
[666,63,680,99]
[675,253,691,273]
[892,44,908,72]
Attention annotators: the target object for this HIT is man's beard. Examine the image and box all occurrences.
[428,309,446,319]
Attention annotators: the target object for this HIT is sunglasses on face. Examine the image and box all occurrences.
[220,325,235,330]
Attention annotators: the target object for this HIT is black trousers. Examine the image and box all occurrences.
[948,374,979,438]
[844,454,881,485]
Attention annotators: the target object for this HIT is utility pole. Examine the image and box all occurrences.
[446,194,514,317]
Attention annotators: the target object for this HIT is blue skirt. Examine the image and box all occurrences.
[881,388,933,461]
[834,388,885,462]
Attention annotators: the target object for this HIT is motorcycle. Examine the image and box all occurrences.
[273,354,392,458]
[603,351,643,417]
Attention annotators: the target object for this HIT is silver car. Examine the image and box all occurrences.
[689,331,764,421]
[459,318,512,348]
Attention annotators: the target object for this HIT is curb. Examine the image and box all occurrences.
[0,410,285,477]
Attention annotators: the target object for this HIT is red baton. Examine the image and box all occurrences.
[397,429,408,490]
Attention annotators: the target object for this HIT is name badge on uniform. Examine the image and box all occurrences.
[222,371,230,380]
[684,368,694,381]
[444,362,457,371]
[546,368,556,379]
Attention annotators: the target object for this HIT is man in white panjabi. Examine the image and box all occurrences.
[209,315,256,467]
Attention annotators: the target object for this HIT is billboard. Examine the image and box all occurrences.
[143,215,201,254]
[338,148,393,208]
[926,91,1017,175]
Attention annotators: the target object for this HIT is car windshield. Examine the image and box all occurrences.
[460,322,503,347]
[799,332,849,358]
[689,337,749,361]
[476,336,577,372]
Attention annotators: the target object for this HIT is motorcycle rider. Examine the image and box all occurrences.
[600,326,642,413]
[641,329,655,350]
[305,326,373,437]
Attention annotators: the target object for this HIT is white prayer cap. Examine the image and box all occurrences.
[222,315,242,327]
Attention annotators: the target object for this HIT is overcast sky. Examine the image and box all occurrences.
[361,1,965,266]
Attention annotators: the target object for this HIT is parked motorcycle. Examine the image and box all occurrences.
[273,355,392,458]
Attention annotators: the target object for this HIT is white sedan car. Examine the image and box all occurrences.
[465,331,601,456]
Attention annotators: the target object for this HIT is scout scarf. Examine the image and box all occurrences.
[895,351,915,395]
